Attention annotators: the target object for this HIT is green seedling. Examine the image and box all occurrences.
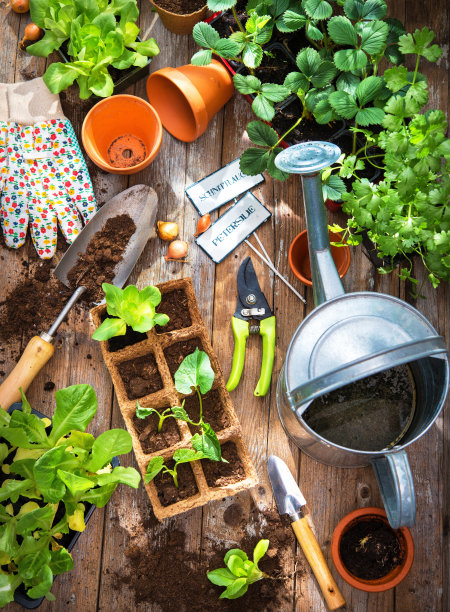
[135,403,175,434]
[92,283,169,342]
[144,448,205,488]
[0,385,141,606]
[207,539,270,599]
[27,0,160,99]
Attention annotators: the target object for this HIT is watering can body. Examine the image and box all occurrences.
[274,142,449,529]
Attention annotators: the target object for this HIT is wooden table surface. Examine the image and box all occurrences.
[0,0,448,610]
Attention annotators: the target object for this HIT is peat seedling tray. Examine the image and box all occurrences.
[91,278,258,521]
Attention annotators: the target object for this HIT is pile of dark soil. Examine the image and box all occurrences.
[114,506,296,611]
[117,353,164,400]
[132,410,181,453]
[67,213,136,303]
[154,0,205,15]
[340,518,404,579]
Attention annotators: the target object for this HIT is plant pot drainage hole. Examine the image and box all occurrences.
[117,353,164,400]
[108,134,147,168]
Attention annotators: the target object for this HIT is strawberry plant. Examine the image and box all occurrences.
[92,283,169,342]
[0,385,140,606]
[207,539,270,599]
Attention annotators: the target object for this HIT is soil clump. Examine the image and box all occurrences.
[132,410,181,453]
[117,353,164,400]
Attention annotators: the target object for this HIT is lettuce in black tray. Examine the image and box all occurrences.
[0,385,141,609]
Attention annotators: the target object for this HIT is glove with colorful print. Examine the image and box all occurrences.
[0,78,97,259]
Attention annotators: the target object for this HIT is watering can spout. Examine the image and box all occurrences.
[275,142,345,306]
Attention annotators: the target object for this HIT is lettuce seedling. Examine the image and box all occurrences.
[207,539,270,599]
[144,449,205,488]
[0,385,141,606]
[93,283,169,342]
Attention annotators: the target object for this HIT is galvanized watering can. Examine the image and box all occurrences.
[275,142,449,529]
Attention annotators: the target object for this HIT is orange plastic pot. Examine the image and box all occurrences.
[81,95,163,175]
[331,507,414,592]
[146,60,234,142]
[288,230,350,286]
[150,0,207,34]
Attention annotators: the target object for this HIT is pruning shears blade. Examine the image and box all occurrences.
[235,257,272,321]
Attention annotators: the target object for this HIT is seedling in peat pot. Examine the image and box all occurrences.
[144,449,205,489]
[92,283,169,341]
[207,539,270,599]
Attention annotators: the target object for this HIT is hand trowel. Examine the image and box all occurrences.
[0,184,158,411]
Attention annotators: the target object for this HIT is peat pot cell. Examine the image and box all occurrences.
[164,337,205,378]
[184,389,230,434]
[117,354,164,400]
[202,442,246,488]
[156,289,192,333]
[100,311,147,352]
[154,460,198,507]
[132,410,181,454]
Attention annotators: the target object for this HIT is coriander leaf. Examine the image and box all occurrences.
[174,348,215,395]
[384,66,408,92]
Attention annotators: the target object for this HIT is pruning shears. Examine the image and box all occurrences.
[226,257,276,397]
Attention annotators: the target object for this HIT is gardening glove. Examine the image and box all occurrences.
[0,78,97,258]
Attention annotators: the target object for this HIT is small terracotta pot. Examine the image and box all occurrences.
[151,0,207,34]
[331,507,414,592]
[146,60,234,142]
[288,230,350,286]
[81,95,163,175]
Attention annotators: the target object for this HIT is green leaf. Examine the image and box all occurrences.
[303,0,332,20]
[267,148,290,181]
[0,574,17,607]
[360,20,389,55]
[191,49,213,66]
[171,405,190,421]
[356,75,383,105]
[192,21,220,49]
[34,447,78,503]
[306,22,323,41]
[281,8,307,31]
[322,174,347,201]
[80,482,117,507]
[57,470,94,496]
[49,548,73,575]
[384,66,408,92]
[260,83,290,102]
[242,42,263,68]
[27,30,66,57]
[284,71,309,93]
[26,564,53,599]
[132,38,159,57]
[88,69,114,98]
[207,568,236,586]
[233,74,261,94]
[191,424,223,462]
[311,60,337,88]
[334,48,367,71]
[174,348,215,395]
[18,549,51,580]
[0,520,19,562]
[16,505,56,535]
[247,121,278,147]
[224,548,248,565]
[398,27,442,62]
[207,0,237,9]
[8,410,50,447]
[239,147,270,175]
[253,539,269,565]
[215,38,243,59]
[252,94,275,121]
[336,72,360,95]
[0,479,33,503]
[43,63,80,94]
[327,16,357,46]
[49,384,97,445]
[20,388,32,414]
[219,577,248,599]
[356,106,385,125]
[86,429,133,472]
[92,317,127,341]
[96,466,141,488]
[144,457,164,483]
[172,448,204,464]
[226,554,247,576]
[103,283,123,316]
[329,91,358,119]
[296,47,321,76]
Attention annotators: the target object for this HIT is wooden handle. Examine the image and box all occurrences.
[292,516,345,610]
[0,336,54,411]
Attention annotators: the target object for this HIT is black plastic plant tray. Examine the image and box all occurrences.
[5,403,119,610]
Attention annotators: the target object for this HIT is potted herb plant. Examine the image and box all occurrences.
[0,384,141,607]
[26,0,160,99]
[90,278,258,520]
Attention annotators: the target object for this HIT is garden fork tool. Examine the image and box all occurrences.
[226,257,276,397]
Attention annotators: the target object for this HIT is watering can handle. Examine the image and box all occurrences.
[371,451,416,528]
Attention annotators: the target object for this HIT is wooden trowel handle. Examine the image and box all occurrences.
[0,336,54,410]
[292,516,345,610]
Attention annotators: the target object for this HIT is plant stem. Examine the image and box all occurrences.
[172,467,179,489]
[412,53,421,85]
[273,112,305,149]
[352,122,358,155]
[232,6,245,34]
[196,387,203,423]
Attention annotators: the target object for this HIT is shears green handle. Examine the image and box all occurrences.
[226,316,276,397]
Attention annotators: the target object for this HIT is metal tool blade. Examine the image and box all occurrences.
[234,256,272,321]
[267,455,306,518]
[54,185,158,289]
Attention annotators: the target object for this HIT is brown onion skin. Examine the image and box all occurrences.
[157,221,179,242]
[10,0,29,13]
[165,240,188,261]
[20,22,43,49]
[194,213,211,237]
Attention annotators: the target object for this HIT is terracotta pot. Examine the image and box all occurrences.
[81,95,162,175]
[331,507,414,592]
[146,59,234,142]
[151,0,207,34]
[288,230,350,286]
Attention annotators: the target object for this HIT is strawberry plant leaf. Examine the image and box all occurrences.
[360,20,389,54]
[240,147,270,174]
[329,90,358,119]
[279,8,307,31]
[233,74,261,94]
[327,16,357,46]
[260,82,290,102]
[304,0,333,20]
[207,0,238,9]
[356,106,385,125]
[334,48,367,71]
[284,71,310,93]
[306,22,323,40]
[336,72,360,95]
[191,49,213,66]
[252,94,275,120]
[296,47,321,76]
[267,148,290,180]
[192,21,220,49]
[356,75,383,105]
[247,121,279,147]
[242,42,264,68]
[215,38,243,58]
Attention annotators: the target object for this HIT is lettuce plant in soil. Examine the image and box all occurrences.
[207,539,270,599]
[0,385,141,606]
[92,283,169,342]
[143,348,227,488]
[26,0,160,99]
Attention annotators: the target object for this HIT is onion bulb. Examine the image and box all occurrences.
[194,213,211,237]
[20,22,43,49]
[157,221,179,242]
[165,240,188,262]
[9,0,29,13]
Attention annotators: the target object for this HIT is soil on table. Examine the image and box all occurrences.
[67,213,136,303]
[271,99,344,145]
[154,0,205,15]
[117,353,164,400]
[154,459,198,506]
[202,441,245,487]
[164,337,205,378]
[339,518,404,580]
[132,410,181,453]
[156,289,192,333]
[184,389,230,434]
[100,311,147,352]
[114,505,297,611]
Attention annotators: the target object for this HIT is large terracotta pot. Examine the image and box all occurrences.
[331,507,414,592]
[146,60,234,142]
[81,95,162,175]
[151,0,207,34]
